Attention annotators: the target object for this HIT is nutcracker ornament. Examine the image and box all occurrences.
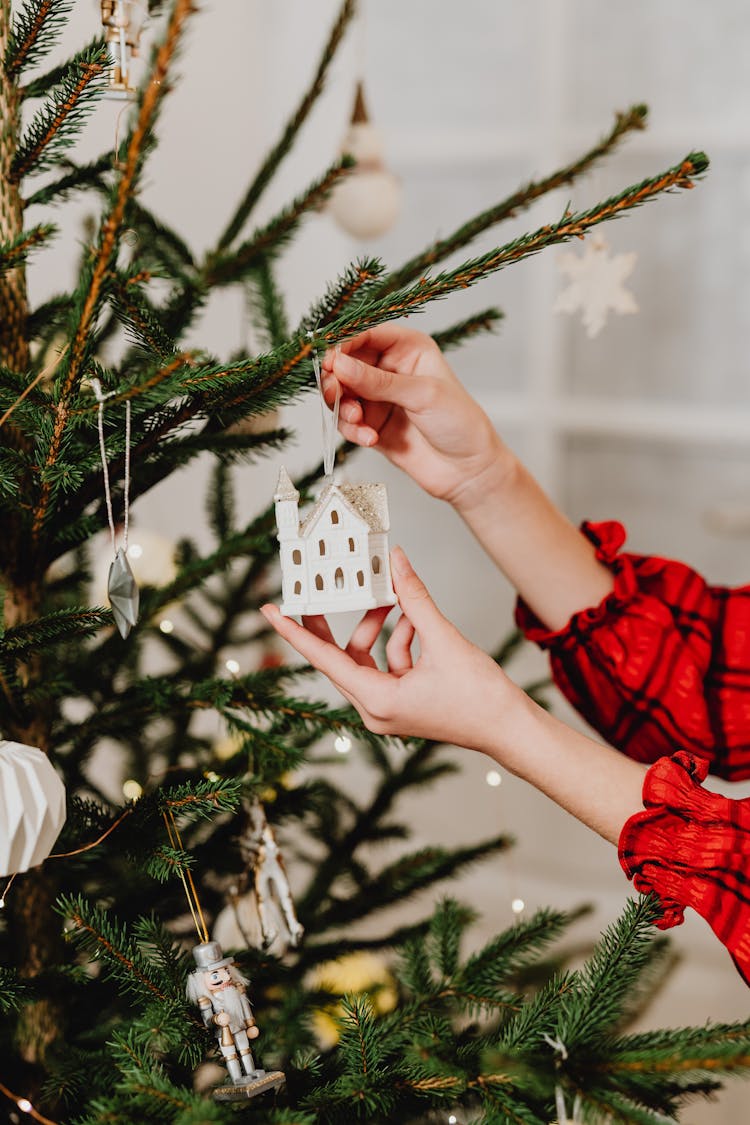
[186,940,285,1102]
[100,1,147,99]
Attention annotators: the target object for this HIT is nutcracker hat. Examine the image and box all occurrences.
[192,940,235,972]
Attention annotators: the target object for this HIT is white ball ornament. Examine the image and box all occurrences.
[329,84,401,240]
[0,741,66,876]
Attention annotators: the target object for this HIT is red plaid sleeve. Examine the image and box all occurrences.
[619,751,750,984]
[515,520,750,781]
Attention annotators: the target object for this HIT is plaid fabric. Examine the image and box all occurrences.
[619,751,750,984]
[515,520,750,781]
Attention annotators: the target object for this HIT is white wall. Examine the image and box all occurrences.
[35,3,750,1120]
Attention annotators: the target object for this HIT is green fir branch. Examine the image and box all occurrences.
[0,223,55,272]
[206,156,354,286]
[24,150,114,207]
[376,104,649,298]
[431,307,504,352]
[11,43,110,182]
[217,0,357,249]
[0,606,109,658]
[5,0,73,77]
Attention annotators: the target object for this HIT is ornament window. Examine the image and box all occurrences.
[315,574,324,591]
[335,567,345,590]
[292,548,302,564]
[331,510,340,524]
[357,570,364,587]
[348,537,356,552]
[318,539,326,556]
[294,580,302,595]
[372,555,381,574]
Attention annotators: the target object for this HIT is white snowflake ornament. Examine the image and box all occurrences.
[554,234,638,338]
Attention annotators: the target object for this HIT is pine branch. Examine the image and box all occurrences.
[206,156,354,286]
[297,257,385,334]
[31,0,198,544]
[376,104,649,298]
[247,257,289,349]
[56,895,171,1002]
[431,307,504,352]
[0,223,55,273]
[0,606,109,658]
[11,43,109,182]
[5,0,73,77]
[24,150,114,208]
[317,153,709,346]
[217,0,357,250]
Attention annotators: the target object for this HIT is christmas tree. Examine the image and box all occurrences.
[1,1,749,1122]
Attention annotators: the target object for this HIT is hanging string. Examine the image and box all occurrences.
[163,808,209,943]
[542,1034,582,1124]
[308,332,341,479]
[91,378,132,557]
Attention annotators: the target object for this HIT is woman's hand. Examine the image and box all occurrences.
[322,324,507,510]
[260,547,518,754]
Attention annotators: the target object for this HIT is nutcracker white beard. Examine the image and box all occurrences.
[209,984,247,1031]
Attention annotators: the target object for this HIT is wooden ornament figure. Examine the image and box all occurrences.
[275,467,397,617]
[247,800,303,950]
[186,940,285,1102]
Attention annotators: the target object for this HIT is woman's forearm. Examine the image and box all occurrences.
[490,688,647,846]
[453,449,615,633]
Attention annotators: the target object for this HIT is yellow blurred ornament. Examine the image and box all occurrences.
[308,950,398,1049]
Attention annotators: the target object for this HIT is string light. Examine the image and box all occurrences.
[159,618,174,634]
[128,543,143,559]
[122,779,143,800]
[485,769,502,787]
[225,658,240,675]
[334,734,352,754]
[511,897,525,915]
[448,1116,458,1124]
[17,1100,32,1114]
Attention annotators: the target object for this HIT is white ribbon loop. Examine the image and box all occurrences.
[309,338,340,480]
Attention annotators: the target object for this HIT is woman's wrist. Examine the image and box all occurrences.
[447,436,518,517]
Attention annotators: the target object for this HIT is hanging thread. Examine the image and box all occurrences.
[542,1034,582,1124]
[163,809,209,943]
[91,378,131,556]
[308,332,341,479]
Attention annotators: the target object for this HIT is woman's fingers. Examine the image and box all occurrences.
[260,604,378,699]
[389,547,445,638]
[386,612,416,676]
[345,605,394,664]
[300,615,336,644]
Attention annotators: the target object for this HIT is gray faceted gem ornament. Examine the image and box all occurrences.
[108,547,139,639]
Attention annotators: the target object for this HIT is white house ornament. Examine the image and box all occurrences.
[186,940,285,1102]
[0,741,66,877]
[554,234,638,338]
[274,467,397,617]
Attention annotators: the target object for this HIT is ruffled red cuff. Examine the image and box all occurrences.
[619,752,750,984]
[514,520,640,648]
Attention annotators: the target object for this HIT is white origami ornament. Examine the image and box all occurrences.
[274,467,397,617]
[554,234,638,338]
[0,741,66,877]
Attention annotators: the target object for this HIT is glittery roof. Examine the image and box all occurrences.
[300,480,390,536]
[274,466,299,501]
